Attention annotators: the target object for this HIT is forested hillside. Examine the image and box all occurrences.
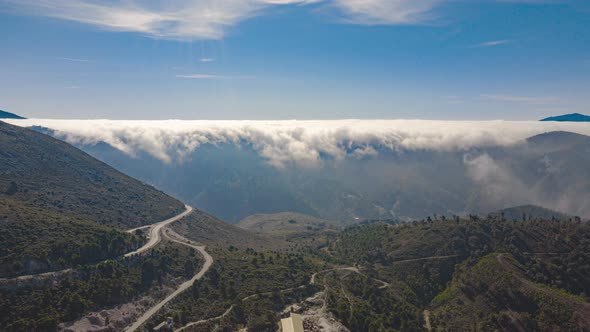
[1,241,202,331]
[0,121,184,276]
[0,197,143,277]
[325,216,590,331]
[0,121,184,228]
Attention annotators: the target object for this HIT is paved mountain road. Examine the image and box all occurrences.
[0,205,193,283]
[124,205,193,257]
[124,228,213,332]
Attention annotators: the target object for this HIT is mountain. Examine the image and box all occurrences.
[0,121,184,228]
[540,113,590,122]
[43,129,590,223]
[0,120,184,276]
[1,120,295,331]
[0,111,25,119]
[431,253,590,331]
[4,119,588,332]
[325,216,590,331]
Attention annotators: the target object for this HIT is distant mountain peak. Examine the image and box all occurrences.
[540,113,590,122]
[0,110,25,119]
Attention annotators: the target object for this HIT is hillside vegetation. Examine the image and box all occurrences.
[147,247,321,331]
[171,210,288,251]
[0,197,143,277]
[0,121,184,229]
[489,205,572,221]
[324,216,590,331]
[1,241,203,331]
[431,253,590,331]
[238,212,343,246]
[0,121,184,276]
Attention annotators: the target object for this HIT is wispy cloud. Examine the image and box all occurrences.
[176,73,253,79]
[481,94,557,104]
[5,0,314,40]
[176,74,230,79]
[199,58,215,63]
[5,1,555,40]
[64,85,81,89]
[57,57,91,62]
[331,0,440,25]
[470,39,514,48]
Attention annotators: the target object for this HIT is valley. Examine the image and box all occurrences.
[3,1,590,330]
[1,120,590,332]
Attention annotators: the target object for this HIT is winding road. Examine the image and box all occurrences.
[175,304,235,332]
[174,265,388,331]
[124,227,213,332]
[0,205,194,283]
[125,205,193,257]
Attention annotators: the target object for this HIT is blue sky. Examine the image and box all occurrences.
[0,0,588,120]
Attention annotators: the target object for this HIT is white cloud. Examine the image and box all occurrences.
[331,0,441,25]
[57,57,92,62]
[4,0,314,40]
[199,58,215,62]
[463,153,534,209]
[470,39,513,48]
[5,119,590,167]
[176,74,229,79]
[4,0,554,40]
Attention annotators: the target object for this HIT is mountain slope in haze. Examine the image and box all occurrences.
[60,130,590,223]
[0,111,25,119]
[540,113,590,122]
[0,120,184,276]
[490,204,573,221]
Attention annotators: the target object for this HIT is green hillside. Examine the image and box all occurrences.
[238,212,343,246]
[324,216,590,331]
[0,197,144,277]
[0,120,184,276]
[0,120,184,229]
[431,253,590,331]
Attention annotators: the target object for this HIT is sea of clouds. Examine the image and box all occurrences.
[6,119,590,167]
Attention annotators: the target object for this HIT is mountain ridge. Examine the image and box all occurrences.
[0,111,25,119]
[540,113,590,122]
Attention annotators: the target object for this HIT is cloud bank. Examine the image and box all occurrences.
[6,119,590,168]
